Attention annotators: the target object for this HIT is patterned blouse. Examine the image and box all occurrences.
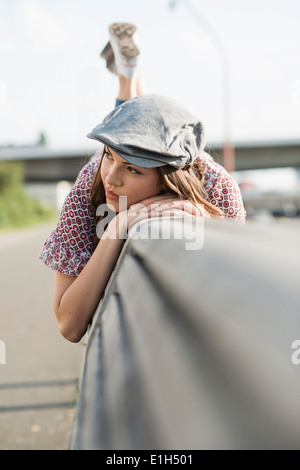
[39,152,246,276]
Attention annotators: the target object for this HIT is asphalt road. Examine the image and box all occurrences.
[0,223,85,450]
[1,216,298,450]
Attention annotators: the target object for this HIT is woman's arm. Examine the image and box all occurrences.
[54,215,126,343]
[53,193,202,343]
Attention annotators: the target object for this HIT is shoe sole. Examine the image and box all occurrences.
[109,23,140,60]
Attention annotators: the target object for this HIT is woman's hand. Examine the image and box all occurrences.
[117,193,204,233]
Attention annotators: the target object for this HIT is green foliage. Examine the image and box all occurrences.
[37,131,47,146]
[0,161,55,230]
[0,161,23,193]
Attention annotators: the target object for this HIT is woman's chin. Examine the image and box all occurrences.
[106,199,119,212]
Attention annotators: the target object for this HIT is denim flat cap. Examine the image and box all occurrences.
[87,94,206,169]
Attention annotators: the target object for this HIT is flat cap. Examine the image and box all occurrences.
[87,94,206,169]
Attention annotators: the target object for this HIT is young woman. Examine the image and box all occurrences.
[39,26,246,344]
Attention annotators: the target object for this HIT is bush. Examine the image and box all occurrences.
[0,161,55,230]
[0,161,23,193]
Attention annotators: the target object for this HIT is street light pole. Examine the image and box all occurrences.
[170,0,235,172]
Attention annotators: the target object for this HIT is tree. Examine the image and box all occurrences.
[37,131,47,146]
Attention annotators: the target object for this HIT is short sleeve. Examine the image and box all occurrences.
[201,152,247,223]
[39,158,100,276]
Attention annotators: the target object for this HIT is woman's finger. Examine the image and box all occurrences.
[135,193,176,207]
[130,197,180,213]
[129,198,204,223]
[154,200,202,216]
[128,202,149,213]
[157,209,192,218]
[144,197,180,210]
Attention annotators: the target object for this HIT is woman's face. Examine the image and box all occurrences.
[100,146,163,212]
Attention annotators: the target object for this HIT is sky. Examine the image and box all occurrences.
[0,0,299,152]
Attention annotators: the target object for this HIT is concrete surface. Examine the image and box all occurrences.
[0,223,85,450]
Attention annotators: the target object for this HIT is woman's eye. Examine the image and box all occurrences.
[128,167,140,175]
[104,151,113,160]
[103,150,140,174]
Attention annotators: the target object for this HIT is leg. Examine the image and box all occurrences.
[117,70,146,101]
[117,75,139,101]
[100,23,147,107]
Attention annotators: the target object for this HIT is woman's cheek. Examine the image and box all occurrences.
[100,161,109,179]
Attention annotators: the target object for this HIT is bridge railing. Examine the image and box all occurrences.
[72,217,300,450]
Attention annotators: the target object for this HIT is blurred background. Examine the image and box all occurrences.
[0,0,300,450]
[0,0,300,225]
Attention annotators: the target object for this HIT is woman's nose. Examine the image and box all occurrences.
[106,165,122,187]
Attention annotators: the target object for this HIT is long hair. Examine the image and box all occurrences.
[89,147,224,243]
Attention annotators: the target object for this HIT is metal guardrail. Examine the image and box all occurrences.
[72,217,300,450]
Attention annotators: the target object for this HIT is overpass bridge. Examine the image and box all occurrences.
[1,139,300,183]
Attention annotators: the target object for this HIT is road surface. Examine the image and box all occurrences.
[0,223,84,450]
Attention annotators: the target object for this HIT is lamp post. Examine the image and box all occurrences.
[170,0,235,172]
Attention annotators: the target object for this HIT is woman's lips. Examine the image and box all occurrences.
[105,189,119,201]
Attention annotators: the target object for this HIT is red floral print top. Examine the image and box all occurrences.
[39,152,246,276]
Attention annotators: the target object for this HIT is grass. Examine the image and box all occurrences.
[0,161,56,231]
[0,188,56,231]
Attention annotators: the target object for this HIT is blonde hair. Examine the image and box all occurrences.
[157,159,223,217]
